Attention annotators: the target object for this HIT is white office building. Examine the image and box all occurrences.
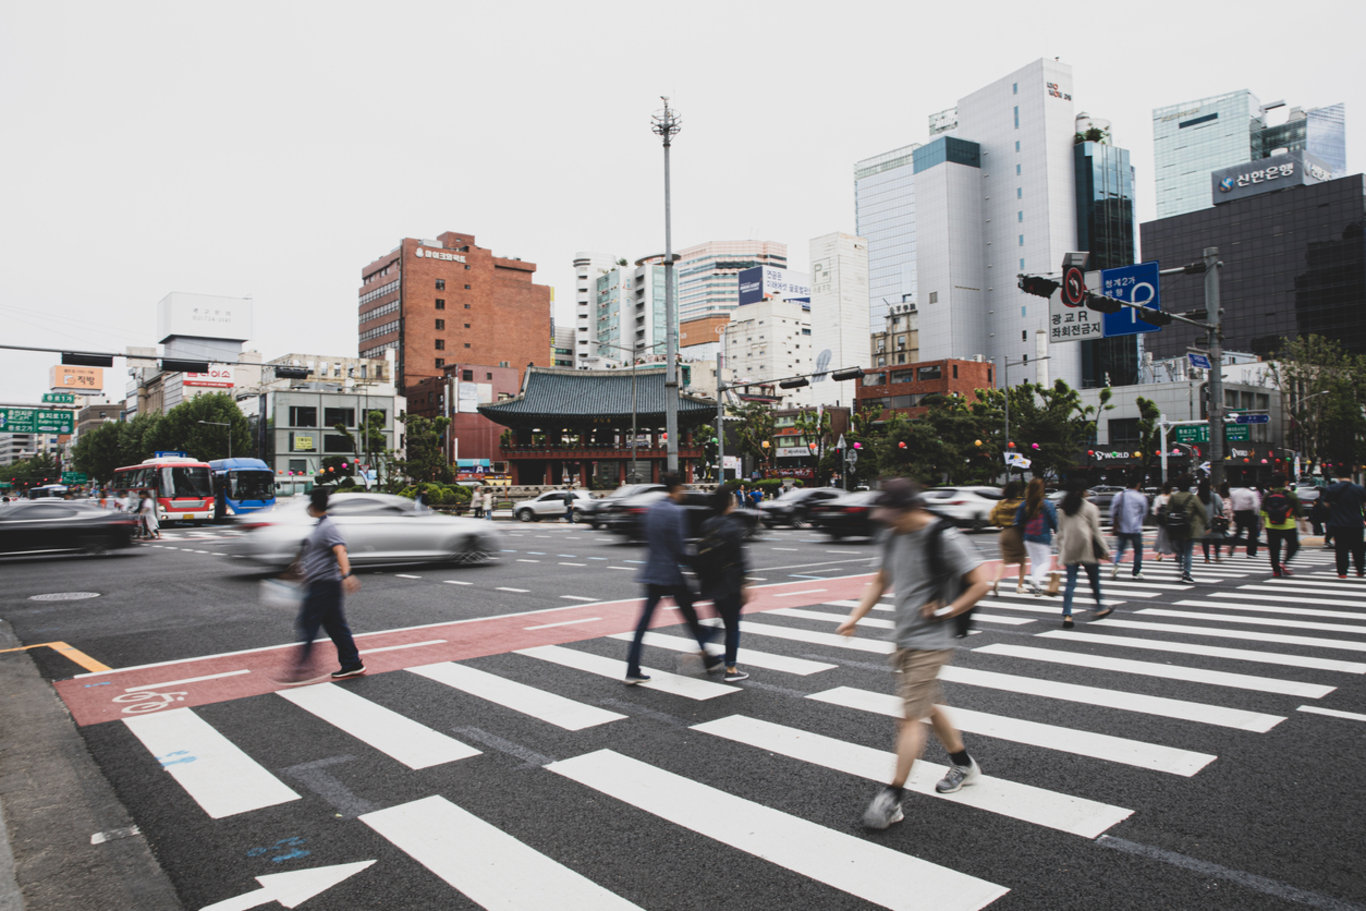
[572,252,620,367]
[807,232,870,408]
[572,254,675,366]
[854,144,919,334]
[724,297,812,408]
[676,240,787,323]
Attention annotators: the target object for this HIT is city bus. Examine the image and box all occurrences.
[26,484,70,499]
[208,458,277,518]
[112,456,215,523]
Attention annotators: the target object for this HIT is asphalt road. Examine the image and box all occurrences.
[2,519,1364,910]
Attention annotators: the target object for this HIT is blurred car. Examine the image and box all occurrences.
[234,493,501,569]
[575,484,665,529]
[807,490,882,540]
[512,489,594,522]
[0,500,140,556]
[1084,485,1126,514]
[758,486,847,528]
[922,486,1004,530]
[601,489,761,542]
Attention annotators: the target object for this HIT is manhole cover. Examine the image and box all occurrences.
[28,592,101,602]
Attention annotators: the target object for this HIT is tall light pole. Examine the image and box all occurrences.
[197,420,231,460]
[652,97,682,473]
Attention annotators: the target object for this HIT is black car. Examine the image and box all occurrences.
[0,500,140,556]
[577,484,666,529]
[602,489,761,542]
[757,486,848,528]
[807,490,882,540]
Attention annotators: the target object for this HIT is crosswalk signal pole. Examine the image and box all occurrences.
[1203,248,1226,489]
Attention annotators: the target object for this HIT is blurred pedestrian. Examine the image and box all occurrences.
[1152,482,1175,561]
[482,487,495,520]
[696,486,751,681]
[563,492,577,524]
[1226,482,1261,558]
[1261,472,1302,578]
[1108,475,1146,580]
[1198,478,1226,563]
[285,487,364,683]
[138,489,161,540]
[624,473,718,683]
[837,479,991,830]
[473,488,485,519]
[1322,467,1366,578]
[1164,475,1204,584]
[989,480,1026,595]
[1015,478,1058,596]
[1057,480,1110,628]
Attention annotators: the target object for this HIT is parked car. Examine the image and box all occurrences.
[921,486,1004,530]
[807,490,882,540]
[512,489,594,522]
[233,493,501,569]
[0,500,140,556]
[601,489,761,542]
[575,484,665,529]
[757,486,848,528]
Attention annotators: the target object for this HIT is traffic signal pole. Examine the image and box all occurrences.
[1203,247,1226,489]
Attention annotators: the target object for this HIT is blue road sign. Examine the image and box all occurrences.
[1187,352,1212,370]
[1235,413,1270,424]
[1100,262,1161,338]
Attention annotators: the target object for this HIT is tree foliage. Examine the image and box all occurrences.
[732,402,775,467]
[392,414,451,484]
[1263,335,1366,469]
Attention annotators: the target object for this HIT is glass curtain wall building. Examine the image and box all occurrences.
[1075,140,1139,388]
[855,144,920,334]
[675,240,786,322]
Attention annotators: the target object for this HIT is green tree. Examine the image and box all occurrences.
[70,420,124,482]
[392,414,451,484]
[151,394,251,461]
[1265,335,1366,470]
[3,453,61,492]
[1134,396,1164,479]
[732,402,775,473]
[994,379,1111,481]
[792,408,834,483]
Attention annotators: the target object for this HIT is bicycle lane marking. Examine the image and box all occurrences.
[54,573,876,727]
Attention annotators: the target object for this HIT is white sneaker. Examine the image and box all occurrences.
[861,789,905,829]
[1130,572,1144,581]
[1110,565,1120,579]
[935,758,981,794]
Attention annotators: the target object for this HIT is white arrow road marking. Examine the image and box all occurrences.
[199,860,375,911]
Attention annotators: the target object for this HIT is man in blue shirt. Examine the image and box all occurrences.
[623,473,719,683]
[1109,476,1148,580]
[1323,468,1366,578]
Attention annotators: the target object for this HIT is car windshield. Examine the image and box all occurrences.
[162,466,213,498]
[230,470,275,500]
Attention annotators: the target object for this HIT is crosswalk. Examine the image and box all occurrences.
[112,550,1364,909]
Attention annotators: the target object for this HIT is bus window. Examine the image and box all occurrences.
[162,466,213,499]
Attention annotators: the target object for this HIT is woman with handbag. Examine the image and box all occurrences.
[989,481,1027,596]
[1056,480,1111,629]
[1200,480,1228,563]
[1014,478,1059,597]
[1152,481,1175,561]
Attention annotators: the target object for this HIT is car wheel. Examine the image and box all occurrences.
[971,513,988,532]
[80,533,110,556]
[827,530,844,540]
[451,536,491,565]
[516,509,536,523]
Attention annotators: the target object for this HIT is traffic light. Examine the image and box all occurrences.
[1085,293,1123,314]
[1018,275,1060,298]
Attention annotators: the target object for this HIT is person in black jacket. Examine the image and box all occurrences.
[699,486,751,682]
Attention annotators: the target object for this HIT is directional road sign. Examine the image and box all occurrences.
[1172,425,1249,444]
[42,392,77,404]
[1100,262,1161,338]
[0,408,75,434]
[1187,352,1212,370]
[1234,413,1270,424]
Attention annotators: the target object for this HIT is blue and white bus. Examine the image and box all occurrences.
[208,458,276,518]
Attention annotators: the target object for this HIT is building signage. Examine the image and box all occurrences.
[156,292,252,343]
[1048,269,1104,344]
[1173,424,1250,444]
[182,364,236,388]
[0,408,75,435]
[42,393,77,404]
[49,365,103,393]
[1211,151,1330,205]
[1046,82,1072,101]
[292,434,316,452]
[1099,262,1162,338]
[737,266,811,306]
[414,247,467,263]
[775,446,811,459]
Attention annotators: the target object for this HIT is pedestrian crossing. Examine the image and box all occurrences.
[112,553,1365,909]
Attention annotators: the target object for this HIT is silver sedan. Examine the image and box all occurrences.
[233,493,501,569]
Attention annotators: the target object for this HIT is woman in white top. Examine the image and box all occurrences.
[1152,481,1175,561]
[139,490,161,539]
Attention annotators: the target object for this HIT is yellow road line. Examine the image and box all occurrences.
[0,641,111,673]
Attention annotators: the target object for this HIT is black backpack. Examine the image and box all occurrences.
[1264,490,1293,525]
[694,516,735,593]
[1162,495,1192,534]
[884,516,975,638]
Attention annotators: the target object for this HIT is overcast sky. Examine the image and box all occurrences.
[2,0,1363,406]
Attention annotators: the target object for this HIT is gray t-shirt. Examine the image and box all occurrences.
[874,523,983,650]
[300,515,347,583]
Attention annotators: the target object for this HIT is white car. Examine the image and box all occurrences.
[923,486,1005,530]
[513,489,594,522]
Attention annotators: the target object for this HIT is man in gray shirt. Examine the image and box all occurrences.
[286,488,364,683]
[837,479,991,830]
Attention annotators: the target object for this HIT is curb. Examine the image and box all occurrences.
[0,621,181,911]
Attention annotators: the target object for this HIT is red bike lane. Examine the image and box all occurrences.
[56,573,877,727]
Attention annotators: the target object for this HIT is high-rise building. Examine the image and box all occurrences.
[1074,134,1140,388]
[675,240,786,322]
[575,257,676,366]
[807,232,870,407]
[572,252,620,367]
[1153,91,1346,218]
[357,231,551,399]
[723,297,812,407]
[855,144,919,333]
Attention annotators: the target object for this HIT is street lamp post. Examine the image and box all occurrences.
[197,420,231,460]
[652,97,682,473]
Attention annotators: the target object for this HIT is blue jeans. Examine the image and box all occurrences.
[1062,563,1102,617]
[626,583,714,676]
[296,579,360,671]
[711,588,743,666]
[1112,532,1143,575]
[1177,538,1195,577]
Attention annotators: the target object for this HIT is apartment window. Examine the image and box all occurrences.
[464,303,471,309]
[436,279,446,290]
[323,435,353,454]
[435,339,445,350]
[1021,331,1028,342]
[1018,235,1024,247]
[1016,164,1021,176]
[485,372,493,380]
[435,319,445,329]
[288,406,317,427]
[1017,187,1022,199]
[462,369,473,381]
[464,343,471,348]
[917,365,942,381]
[928,291,938,304]
[435,358,444,368]
[1014,140,1020,152]
[1020,258,1026,270]
[323,408,355,427]
[464,284,471,290]
[1012,82,1018,95]
[1017,211,1023,222]
[952,365,958,379]
[435,298,445,308]
[1013,106,1019,128]
[1021,306,1027,318]
[464,323,471,329]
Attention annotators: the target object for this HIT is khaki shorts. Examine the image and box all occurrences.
[892,648,955,719]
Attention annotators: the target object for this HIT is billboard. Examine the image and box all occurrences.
[156,292,253,342]
[737,266,811,306]
[1211,151,1331,205]
[49,365,104,393]
[182,364,236,388]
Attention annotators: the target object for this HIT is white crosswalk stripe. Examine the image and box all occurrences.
[408,661,626,730]
[515,644,739,699]
[1092,618,1366,652]
[1178,597,1366,621]
[1207,591,1366,611]
[547,749,1010,911]
[772,605,1035,627]
[1032,629,1366,674]
[1139,607,1366,635]
[604,631,837,675]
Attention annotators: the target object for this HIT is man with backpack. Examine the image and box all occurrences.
[1323,468,1366,579]
[1261,472,1302,577]
[1163,475,1204,584]
[836,479,992,830]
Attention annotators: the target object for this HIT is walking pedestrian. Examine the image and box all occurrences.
[482,487,495,520]
[1198,478,1226,564]
[623,473,719,683]
[1226,481,1262,558]
[473,488,485,519]
[697,486,751,682]
[837,479,991,830]
[1057,480,1111,628]
[1015,478,1058,596]
[284,488,364,683]
[1322,468,1366,578]
[988,481,1026,596]
[1164,475,1204,584]
[1261,472,1302,578]
[138,489,161,540]
[1108,475,1146,580]
[1152,482,1176,562]
[563,491,577,524]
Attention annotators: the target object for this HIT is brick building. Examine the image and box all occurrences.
[357,231,552,402]
[855,358,995,419]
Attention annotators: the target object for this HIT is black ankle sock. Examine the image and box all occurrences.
[949,750,971,767]
[885,785,905,800]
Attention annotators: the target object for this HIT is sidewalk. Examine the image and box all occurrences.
[0,620,180,911]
